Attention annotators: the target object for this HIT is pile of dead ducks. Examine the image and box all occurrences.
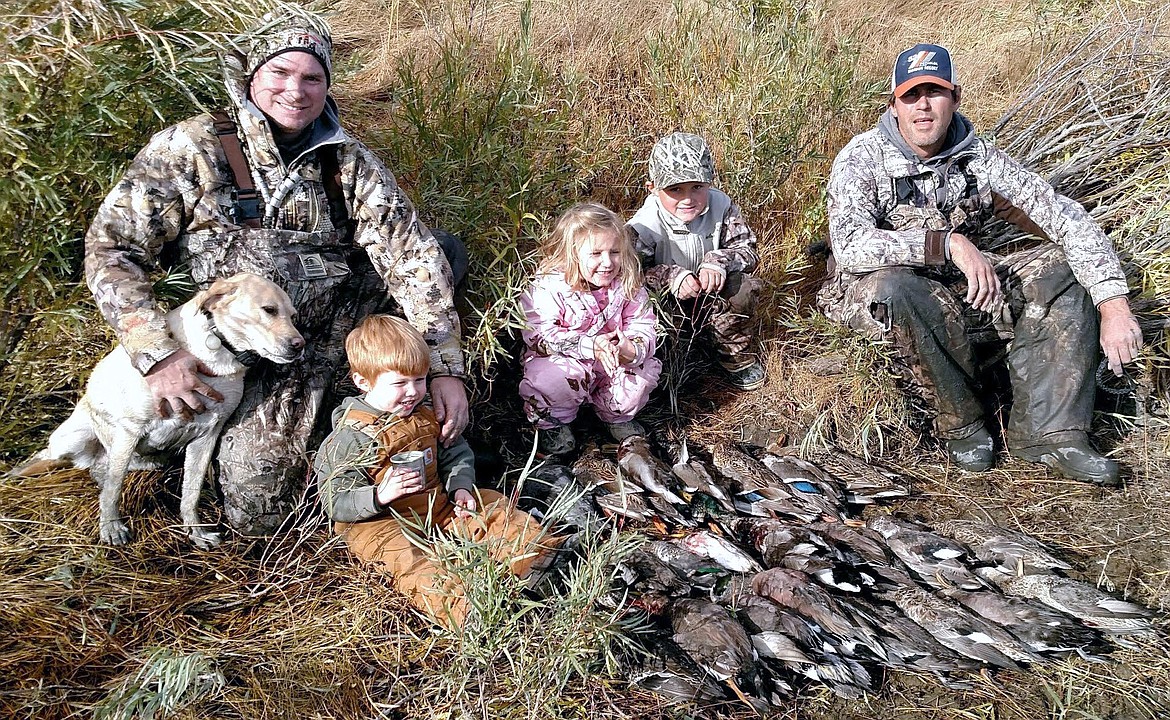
[516,436,1159,709]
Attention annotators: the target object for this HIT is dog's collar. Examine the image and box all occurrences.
[201,309,262,368]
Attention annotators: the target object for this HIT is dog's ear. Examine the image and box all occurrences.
[198,276,240,313]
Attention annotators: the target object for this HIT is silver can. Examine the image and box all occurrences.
[389,449,427,477]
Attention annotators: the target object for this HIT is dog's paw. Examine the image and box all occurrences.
[99,519,131,545]
[189,527,223,549]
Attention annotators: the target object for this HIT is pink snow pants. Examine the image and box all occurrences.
[519,354,662,429]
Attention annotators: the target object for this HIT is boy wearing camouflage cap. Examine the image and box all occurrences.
[627,132,765,390]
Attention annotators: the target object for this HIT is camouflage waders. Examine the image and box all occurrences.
[831,243,1098,445]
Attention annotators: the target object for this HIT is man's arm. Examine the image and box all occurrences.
[85,121,224,417]
[982,147,1140,373]
[826,137,949,273]
[343,141,468,440]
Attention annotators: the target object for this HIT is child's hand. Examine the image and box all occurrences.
[698,267,725,295]
[594,338,620,374]
[612,328,636,365]
[676,273,702,300]
[376,466,424,506]
[452,488,477,518]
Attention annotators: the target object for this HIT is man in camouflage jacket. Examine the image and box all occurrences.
[821,43,1142,485]
[84,8,469,534]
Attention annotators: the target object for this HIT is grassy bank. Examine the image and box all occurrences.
[2,0,1168,718]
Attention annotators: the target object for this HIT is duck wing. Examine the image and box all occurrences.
[933,519,1072,574]
[941,587,1111,659]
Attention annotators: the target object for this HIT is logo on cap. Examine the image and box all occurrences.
[892,43,955,97]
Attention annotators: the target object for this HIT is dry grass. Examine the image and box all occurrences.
[5,0,1170,718]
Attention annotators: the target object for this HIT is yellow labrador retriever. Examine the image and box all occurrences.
[29,273,304,548]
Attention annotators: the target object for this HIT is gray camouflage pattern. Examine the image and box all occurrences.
[243,7,333,82]
[83,22,463,535]
[821,124,1129,319]
[649,132,716,189]
[632,197,758,294]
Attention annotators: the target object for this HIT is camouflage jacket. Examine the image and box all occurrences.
[84,54,464,378]
[823,110,1128,309]
[628,189,758,295]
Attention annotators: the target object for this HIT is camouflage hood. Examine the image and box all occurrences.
[877,108,976,166]
[221,35,346,165]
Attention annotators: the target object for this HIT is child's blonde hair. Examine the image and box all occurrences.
[537,202,642,296]
[346,314,430,381]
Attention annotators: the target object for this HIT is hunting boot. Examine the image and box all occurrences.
[1010,433,1119,486]
[537,423,576,458]
[946,425,995,472]
[606,419,646,442]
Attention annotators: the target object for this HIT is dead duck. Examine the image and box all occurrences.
[845,595,982,687]
[617,436,686,504]
[939,587,1111,660]
[645,540,729,590]
[818,446,911,504]
[710,442,789,495]
[614,547,693,600]
[669,440,735,512]
[668,597,778,710]
[516,464,602,534]
[630,633,726,704]
[573,444,643,493]
[679,530,762,573]
[976,568,1155,637]
[868,514,989,591]
[932,518,1072,575]
[878,583,1043,669]
[733,594,872,699]
[755,451,848,522]
[751,568,887,659]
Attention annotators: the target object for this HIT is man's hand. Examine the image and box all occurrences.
[452,487,477,519]
[430,375,469,447]
[697,266,725,295]
[1098,296,1143,376]
[949,232,1002,313]
[676,273,702,300]
[376,466,424,506]
[144,349,224,421]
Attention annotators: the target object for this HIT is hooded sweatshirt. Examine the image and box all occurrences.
[822,108,1128,314]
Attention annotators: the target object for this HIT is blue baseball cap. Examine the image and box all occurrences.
[892,43,956,97]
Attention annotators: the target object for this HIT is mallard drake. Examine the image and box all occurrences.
[940,587,1111,660]
[679,530,763,573]
[976,569,1155,637]
[756,451,847,521]
[646,540,729,589]
[932,518,1072,575]
[868,514,989,591]
[878,583,1043,668]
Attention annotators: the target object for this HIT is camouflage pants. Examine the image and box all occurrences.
[215,237,468,537]
[667,271,761,370]
[827,244,1097,444]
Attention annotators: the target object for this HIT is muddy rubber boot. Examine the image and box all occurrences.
[721,359,766,391]
[945,426,994,472]
[1010,434,1120,486]
[606,419,646,442]
[536,423,576,458]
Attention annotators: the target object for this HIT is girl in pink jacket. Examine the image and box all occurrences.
[519,203,662,456]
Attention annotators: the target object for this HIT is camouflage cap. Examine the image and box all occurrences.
[245,7,334,85]
[648,132,715,188]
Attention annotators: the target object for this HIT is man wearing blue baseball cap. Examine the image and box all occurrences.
[818,43,1142,485]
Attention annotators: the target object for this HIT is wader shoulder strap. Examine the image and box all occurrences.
[210,111,262,229]
[318,146,353,239]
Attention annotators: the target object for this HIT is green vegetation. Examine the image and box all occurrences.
[2,1,1168,719]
